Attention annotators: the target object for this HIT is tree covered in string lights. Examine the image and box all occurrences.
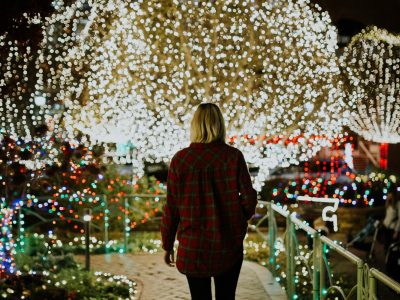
[22,0,345,188]
[0,128,59,276]
[0,36,46,139]
[340,27,400,144]
[1,0,347,194]
[133,0,343,138]
[0,130,102,276]
[0,0,75,139]
[24,0,186,177]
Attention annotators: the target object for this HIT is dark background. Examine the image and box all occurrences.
[2,1,400,34]
[313,0,400,34]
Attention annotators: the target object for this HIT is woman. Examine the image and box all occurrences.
[382,191,400,252]
[161,103,257,300]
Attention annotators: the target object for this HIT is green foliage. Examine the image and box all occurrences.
[0,269,134,300]
[243,233,269,265]
[15,253,78,274]
[2,252,136,300]
[95,164,166,196]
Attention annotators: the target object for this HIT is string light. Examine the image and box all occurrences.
[341,27,400,143]
[131,0,344,186]
[0,133,105,274]
[0,268,138,299]
[271,149,398,208]
[133,0,343,136]
[0,0,346,187]
[0,200,17,276]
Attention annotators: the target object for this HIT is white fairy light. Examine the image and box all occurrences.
[341,27,400,144]
[133,0,343,137]
[34,96,46,107]
[1,0,345,189]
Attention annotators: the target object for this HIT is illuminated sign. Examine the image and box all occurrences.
[297,195,339,232]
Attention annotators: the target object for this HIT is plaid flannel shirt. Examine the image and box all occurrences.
[161,141,257,277]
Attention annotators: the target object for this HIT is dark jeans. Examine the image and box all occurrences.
[186,255,243,300]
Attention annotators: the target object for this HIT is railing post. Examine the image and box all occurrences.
[103,195,109,254]
[83,208,92,271]
[357,260,364,300]
[320,242,326,299]
[17,205,23,251]
[312,232,320,300]
[286,215,296,299]
[368,271,376,300]
[267,202,276,275]
[123,197,129,253]
[124,196,131,253]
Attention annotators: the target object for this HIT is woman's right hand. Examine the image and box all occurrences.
[164,250,175,267]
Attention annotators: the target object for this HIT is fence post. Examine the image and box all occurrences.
[312,232,320,300]
[267,202,276,275]
[319,242,326,299]
[286,215,296,299]
[368,271,376,300]
[83,208,92,271]
[103,195,109,254]
[123,197,129,253]
[17,206,23,251]
[357,260,364,300]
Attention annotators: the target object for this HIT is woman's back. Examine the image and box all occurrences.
[161,103,257,299]
[162,141,257,277]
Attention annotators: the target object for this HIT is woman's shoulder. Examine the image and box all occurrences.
[217,142,244,156]
[171,147,190,161]
[223,143,242,155]
[170,142,241,164]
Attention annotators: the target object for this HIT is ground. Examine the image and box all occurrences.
[77,253,287,300]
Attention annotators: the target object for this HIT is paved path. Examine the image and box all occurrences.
[77,253,286,300]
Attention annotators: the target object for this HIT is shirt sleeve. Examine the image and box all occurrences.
[161,158,180,251]
[237,151,258,220]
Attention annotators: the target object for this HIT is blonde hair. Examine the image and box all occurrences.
[190,103,226,143]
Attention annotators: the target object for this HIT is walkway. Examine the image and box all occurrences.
[76,253,286,300]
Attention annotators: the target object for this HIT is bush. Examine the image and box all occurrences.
[2,252,137,299]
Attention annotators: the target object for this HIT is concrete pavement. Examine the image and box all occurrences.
[77,253,287,300]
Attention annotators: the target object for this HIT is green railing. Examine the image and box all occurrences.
[18,194,400,299]
[254,201,400,300]
[101,194,165,253]
[18,194,165,253]
[368,268,400,300]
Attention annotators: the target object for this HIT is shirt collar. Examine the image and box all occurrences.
[190,141,225,148]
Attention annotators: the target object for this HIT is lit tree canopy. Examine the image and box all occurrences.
[50,0,343,181]
[0,35,45,139]
[340,27,400,144]
[36,0,186,175]
[2,0,346,187]
[133,0,343,137]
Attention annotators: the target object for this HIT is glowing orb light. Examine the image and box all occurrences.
[341,27,400,144]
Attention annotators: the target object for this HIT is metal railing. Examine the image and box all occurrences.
[101,194,166,253]
[17,194,400,299]
[254,200,400,300]
[19,194,165,253]
[368,268,400,300]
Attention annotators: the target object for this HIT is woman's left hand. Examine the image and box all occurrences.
[164,250,175,267]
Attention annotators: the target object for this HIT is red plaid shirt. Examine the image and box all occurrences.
[161,141,257,277]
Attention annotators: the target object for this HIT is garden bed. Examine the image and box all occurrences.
[1,254,138,300]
